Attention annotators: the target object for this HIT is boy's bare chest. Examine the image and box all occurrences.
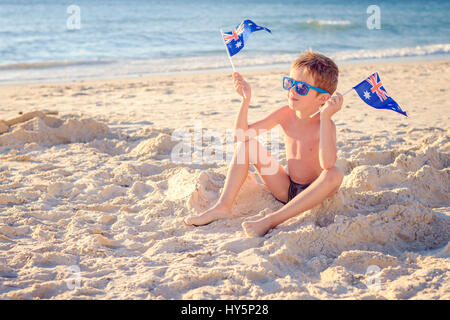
[282,122,320,158]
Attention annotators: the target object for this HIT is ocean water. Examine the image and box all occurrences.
[0,0,449,83]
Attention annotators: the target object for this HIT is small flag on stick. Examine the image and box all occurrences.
[311,72,407,118]
[221,19,271,57]
[220,19,271,99]
[353,72,407,117]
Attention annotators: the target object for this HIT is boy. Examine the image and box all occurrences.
[185,51,344,237]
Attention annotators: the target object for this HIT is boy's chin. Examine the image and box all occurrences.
[289,101,303,111]
[289,102,319,115]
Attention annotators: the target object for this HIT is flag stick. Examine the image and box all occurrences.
[310,87,353,118]
[220,28,246,99]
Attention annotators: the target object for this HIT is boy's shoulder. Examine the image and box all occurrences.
[275,105,292,120]
[265,105,291,124]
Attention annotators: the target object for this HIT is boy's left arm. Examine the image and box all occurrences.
[319,92,343,170]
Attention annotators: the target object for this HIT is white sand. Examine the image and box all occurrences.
[0,60,448,299]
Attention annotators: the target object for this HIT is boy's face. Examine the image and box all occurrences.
[287,67,329,113]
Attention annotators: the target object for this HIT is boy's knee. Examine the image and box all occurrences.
[236,138,253,155]
[236,137,255,147]
[324,166,344,186]
[236,138,261,163]
[235,139,247,150]
[234,138,254,164]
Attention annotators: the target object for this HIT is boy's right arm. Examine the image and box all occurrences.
[232,72,287,142]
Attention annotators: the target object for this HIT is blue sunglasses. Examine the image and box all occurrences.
[282,76,330,96]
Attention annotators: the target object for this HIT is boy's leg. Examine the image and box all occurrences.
[242,166,344,237]
[184,138,290,226]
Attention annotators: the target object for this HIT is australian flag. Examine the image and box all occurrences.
[353,72,407,117]
[222,19,271,57]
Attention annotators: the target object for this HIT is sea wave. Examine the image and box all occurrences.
[306,19,352,26]
[299,19,355,30]
[331,43,450,61]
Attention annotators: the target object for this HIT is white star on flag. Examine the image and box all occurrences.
[363,90,371,99]
[235,41,242,48]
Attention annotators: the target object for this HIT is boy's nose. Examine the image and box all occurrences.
[289,86,297,96]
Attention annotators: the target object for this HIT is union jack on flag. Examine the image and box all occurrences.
[352,72,407,117]
[366,73,389,102]
[223,22,245,45]
[222,19,271,57]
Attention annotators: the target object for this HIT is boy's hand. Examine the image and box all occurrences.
[321,92,343,119]
[232,72,251,101]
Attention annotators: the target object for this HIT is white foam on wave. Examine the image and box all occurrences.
[304,19,352,26]
[331,43,450,61]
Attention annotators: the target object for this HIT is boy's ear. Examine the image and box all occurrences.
[318,93,330,104]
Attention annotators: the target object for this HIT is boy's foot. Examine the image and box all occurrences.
[184,205,232,226]
[242,218,272,237]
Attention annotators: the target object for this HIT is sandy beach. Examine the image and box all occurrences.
[0,59,449,299]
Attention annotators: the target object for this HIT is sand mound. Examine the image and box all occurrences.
[131,128,177,158]
[187,168,283,217]
[265,127,449,254]
[0,113,110,148]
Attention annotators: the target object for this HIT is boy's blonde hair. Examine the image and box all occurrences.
[291,50,339,95]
